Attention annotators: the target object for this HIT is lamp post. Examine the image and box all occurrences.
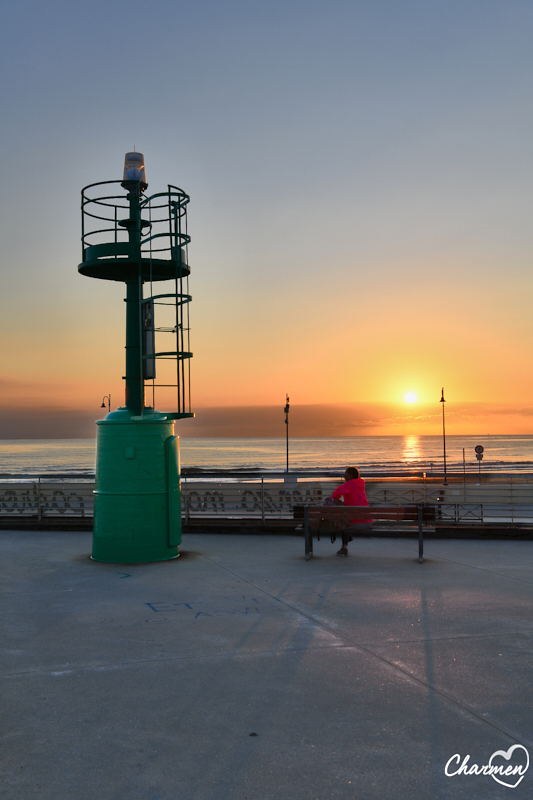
[101,395,111,414]
[284,394,290,472]
[440,388,447,484]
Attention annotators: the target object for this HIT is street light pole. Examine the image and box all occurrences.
[284,394,290,473]
[440,388,447,484]
[101,395,111,415]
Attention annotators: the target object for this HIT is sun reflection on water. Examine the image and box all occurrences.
[403,435,422,462]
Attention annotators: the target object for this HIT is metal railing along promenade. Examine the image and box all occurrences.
[2,474,533,526]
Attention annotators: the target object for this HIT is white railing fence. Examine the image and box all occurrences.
[1,476,533,525]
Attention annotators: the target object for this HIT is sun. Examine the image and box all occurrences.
[404,392,417,403]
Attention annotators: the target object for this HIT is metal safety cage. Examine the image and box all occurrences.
[140,185,193,419]
[79,180,193,419]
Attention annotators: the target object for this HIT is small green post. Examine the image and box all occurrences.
[79,152,194,562]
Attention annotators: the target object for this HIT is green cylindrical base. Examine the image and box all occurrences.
[92,411,182,563]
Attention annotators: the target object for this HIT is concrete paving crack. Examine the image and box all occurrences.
[199,552,532,750]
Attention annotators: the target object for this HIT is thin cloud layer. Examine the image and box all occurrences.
[0,401,531,439]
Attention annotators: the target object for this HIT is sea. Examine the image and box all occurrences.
[1,435,533,479]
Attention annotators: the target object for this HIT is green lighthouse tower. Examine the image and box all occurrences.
[79,152,193,562]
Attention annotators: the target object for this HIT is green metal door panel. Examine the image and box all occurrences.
[166,435,182,547]
[92,418,179,562]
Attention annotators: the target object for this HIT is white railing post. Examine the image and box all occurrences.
[182,477,189,524]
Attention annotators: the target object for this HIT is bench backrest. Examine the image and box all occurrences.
[305,505,435,524]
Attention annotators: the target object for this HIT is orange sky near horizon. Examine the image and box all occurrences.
[2,242,531,437]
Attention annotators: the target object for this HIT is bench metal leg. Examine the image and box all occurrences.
[304,506,312,560]
[418,505,424,563]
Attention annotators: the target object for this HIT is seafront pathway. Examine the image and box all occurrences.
[2,530,532,799]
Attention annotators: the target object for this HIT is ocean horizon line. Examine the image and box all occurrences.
[1,433,533,442]
[2,435,533,478]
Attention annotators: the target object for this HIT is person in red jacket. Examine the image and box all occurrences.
[331,466,371,557]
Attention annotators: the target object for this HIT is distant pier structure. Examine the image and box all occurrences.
[79,152,194,562]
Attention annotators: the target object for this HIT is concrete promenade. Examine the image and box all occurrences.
[2,530,532,799]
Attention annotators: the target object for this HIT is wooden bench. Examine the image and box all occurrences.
[303,504,435,562]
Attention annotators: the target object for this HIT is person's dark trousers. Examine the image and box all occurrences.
[343,523,371,546]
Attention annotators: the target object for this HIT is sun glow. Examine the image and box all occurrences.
[404,392,417,403]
